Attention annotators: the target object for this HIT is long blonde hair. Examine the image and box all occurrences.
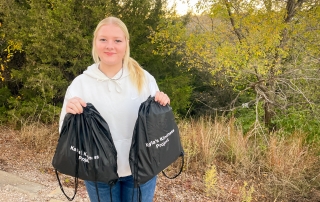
[92,17,145,92]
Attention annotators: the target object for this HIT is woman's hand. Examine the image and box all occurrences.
[155,91,170,106]
[66,97,87,114]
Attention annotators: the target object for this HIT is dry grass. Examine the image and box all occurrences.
[18,121,59,153]
[266,132,313,176]
[263,132,318,200]
[179,116,226,172]
[178,116,320,201]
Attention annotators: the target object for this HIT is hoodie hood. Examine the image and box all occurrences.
[83,63,130,92]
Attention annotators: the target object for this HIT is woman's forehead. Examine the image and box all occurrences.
[97,24,126,38]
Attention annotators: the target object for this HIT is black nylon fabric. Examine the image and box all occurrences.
[129,96,184,187]
[52,103,119,185]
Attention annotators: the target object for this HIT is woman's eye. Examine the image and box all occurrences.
[99,39,106,42]
[115,40,122,43]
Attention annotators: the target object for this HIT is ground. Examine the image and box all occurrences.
[0,126,215,202]
[2,126,319,202]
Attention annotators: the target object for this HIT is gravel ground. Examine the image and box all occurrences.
[0,127,213,202]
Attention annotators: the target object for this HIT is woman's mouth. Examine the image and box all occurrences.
[105,52,115,56]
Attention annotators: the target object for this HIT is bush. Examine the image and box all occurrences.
[0,86,12,122]
[7,96,61,128]
[272,109,320,141]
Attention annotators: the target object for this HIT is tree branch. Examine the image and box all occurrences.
[224,0,244,42]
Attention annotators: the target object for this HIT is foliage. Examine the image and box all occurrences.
[152,0,320,135]
[233,98,265,135]
[7,96,61,128]
[158,75,192,115]
[209,0,320,133]
[0,87,11,122]
[272,108,320,141]
[0,0,106,123]
[0,39,23,83]
[0,9,24,121]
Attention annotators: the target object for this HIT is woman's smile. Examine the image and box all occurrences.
[105,52,115,56]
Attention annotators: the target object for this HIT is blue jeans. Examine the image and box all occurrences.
[84,175,157,202]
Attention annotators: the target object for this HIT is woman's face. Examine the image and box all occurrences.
[95,24,127,68]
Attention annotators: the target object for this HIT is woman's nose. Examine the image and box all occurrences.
[105,41,114,49]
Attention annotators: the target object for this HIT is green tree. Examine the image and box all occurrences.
[0,7,24,121]
[151,13,237,116]
[153,0,320,133]
[1,0,107,124]
[212,0,320,133]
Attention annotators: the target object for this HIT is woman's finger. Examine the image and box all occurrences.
[155,91,170,106]
[66,97,86,114]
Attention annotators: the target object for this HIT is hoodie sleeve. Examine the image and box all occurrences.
[59,87,72,133]
[146,72,159,97]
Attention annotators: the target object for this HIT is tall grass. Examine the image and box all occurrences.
[178,116,320,201]
[19,121,58,152]
[7,103,60,153]
[179,116,226,172]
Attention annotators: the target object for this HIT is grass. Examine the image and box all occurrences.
[3,115,320,201]
[178,116,320,201]
[19,122,58,152]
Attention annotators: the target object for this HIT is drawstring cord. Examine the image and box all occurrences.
[55,169,78,201]
[96,78,122,93]
[55,120,80,201]
[162,151,184,179]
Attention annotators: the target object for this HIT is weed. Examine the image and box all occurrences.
[204,165,218,196]
[240,181,254,202]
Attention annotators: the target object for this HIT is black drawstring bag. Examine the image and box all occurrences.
[52,103,119,201]
[129,96,184,190]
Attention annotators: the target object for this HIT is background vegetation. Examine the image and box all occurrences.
[1,0,320,201]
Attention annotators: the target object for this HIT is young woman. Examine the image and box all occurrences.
[59,16,170,202]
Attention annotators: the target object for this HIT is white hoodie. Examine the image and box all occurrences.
[59,63,159,177]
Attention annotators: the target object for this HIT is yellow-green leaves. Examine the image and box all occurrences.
[0,39,23,81]
[151,0,320,129]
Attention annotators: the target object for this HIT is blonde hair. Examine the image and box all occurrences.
[92,17,145,92]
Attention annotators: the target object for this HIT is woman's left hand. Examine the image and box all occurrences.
[155,91,170,106]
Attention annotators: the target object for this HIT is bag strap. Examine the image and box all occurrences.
[131,185,142,202]
[55,169,78,201]
[138,186,142,202]
[162,151,184,179]
[55,117,80,201]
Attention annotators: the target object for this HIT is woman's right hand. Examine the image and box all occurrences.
[66,97,87,114]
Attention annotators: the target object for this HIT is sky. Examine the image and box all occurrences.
[167,0,199,15]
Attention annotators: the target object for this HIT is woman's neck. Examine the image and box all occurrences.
[99,63,123,78]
